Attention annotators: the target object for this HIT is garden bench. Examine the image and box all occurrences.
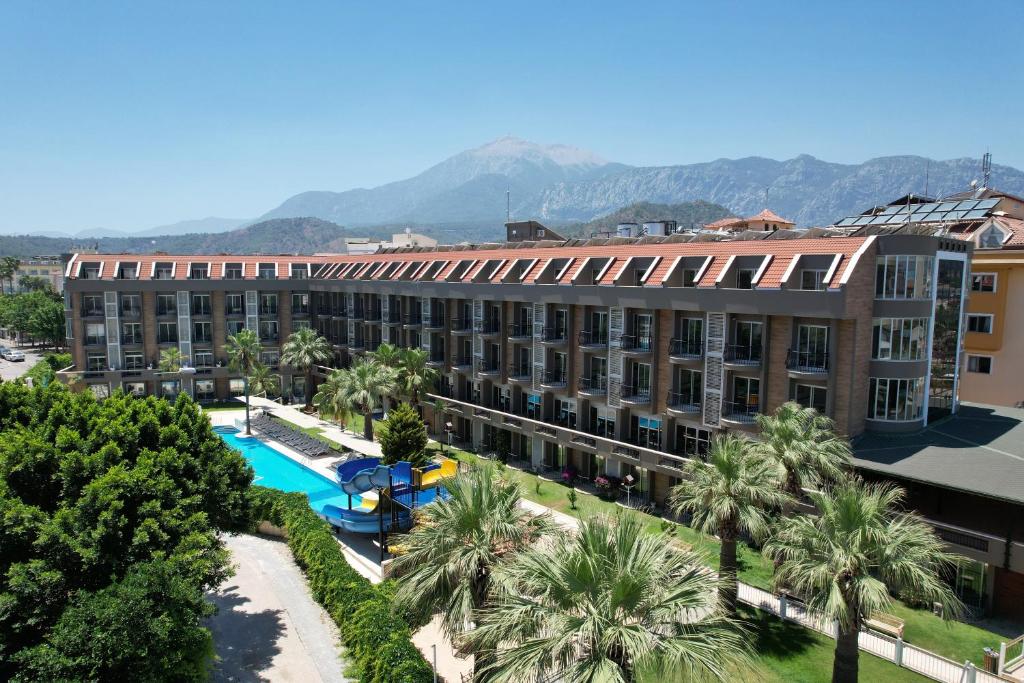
[864,611,905,639]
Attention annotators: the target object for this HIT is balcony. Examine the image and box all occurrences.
[669,338,703,361]
[427,352,446,367]
[350,309,365,322]
[541,327,568,345]
[292,306,309,316]
[156,307,177,317]
[383,312,401,325]
[364,309,382,323]
[84,335,105,347]
[259,334,279,344]
[158,335,178,345]
[508,364,532,383]
[724,344,762,366]
[192,307,212,317]
[402,313,422,328]
[453,355,473,372]
[424,313,445,330]
[619,383,652,405]
[540,369,567,389]
[450,318,473,335]
[120,307,141,319]
[577,376,608,396]
[475,358,501,376]
[667,391,702,414]
[121,334,143,345]
[194,335,213,344]
[578,330,609,348]
[258,307,278,316]
[225,307,244,316]
[348,338,366,351]
[722,400,760,424]
[507,323,532,340]
[474,319,502,336]
[786,349,829,374]
[616,334,653,355]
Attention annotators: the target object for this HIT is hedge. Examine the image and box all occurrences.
[250,486,433,683]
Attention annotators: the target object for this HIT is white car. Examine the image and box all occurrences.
[3,350,25,361]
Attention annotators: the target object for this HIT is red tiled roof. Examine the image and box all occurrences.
[748,209,795,224]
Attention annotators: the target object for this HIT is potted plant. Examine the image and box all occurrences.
[560,466,577,487]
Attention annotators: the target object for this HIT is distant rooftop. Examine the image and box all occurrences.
[852,403,1024,505]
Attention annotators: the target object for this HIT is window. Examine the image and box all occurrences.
[86,353,107,371]
[124,382,146,397]
[736,268,756,289]
[978,226,1006,249]
[733,376,760,410]
[292,293,309,314]
[189,264,209,279]
[291,263,309,279]
[676,426,710,459]
[672,368,702,406]
[875,255,934,299]
[630,415,661,450]
[494,386,511,412]
[123,352,145,370]
[258,320,279,341]
[793,383,828,413]
[628,362,652,398]
[555,398,577,429]
[230,378,245,396]
[120,294,141,316]
[971,273,997,293]
[121,322,142,344]
[526,393,542,420]
[674,317,703,356]
[194,351,214,367]
[800,269,827,291]
[154,263,173,279]
[257,263,276,279]
[967,314,993,334]
[89,384,110,399]
[732,320,763,361]
[260,350,280,368]
[85,322,105,346]
[191,294,211,315]
[795,325,829,369]
[591,310,609,344]
[193,321,212,343]
[871,318,928,360]
[225,293,244,315]
[293,320,311,331]
[160,380,180,398]
[591,405,616,438]
[682,268,698,287]
[82,294,104,316]
[195,379,215,400]
[227,320,245,336]
[224,263,243,279]
[259,293,278,315]
[868,377,926,421]
[967,355,992,374]
[156,294,176,316]
[158,322,178,344]
[631,313,653,350]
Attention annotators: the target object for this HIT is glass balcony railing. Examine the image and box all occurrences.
[786,349,829,373]
[669,338,703,358]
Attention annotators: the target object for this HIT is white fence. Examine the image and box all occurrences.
[736,583,1001,683]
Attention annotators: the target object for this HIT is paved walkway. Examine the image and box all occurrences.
[208,533,350,683]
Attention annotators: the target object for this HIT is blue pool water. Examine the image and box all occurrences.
[216,426,361,511]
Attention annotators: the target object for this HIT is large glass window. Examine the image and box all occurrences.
[227,320,245,336]
[258,320,279,342]
[225,293,244,315]
[292,293,309,314]
[871,318,929,360]
[85,322,105,346]
[194,351,214,367]
[867,377,926,421]
[123,352,144,370]
[156,294,176,315]
[800,269,827,291]
[792,383,828,413]
[795,325,829,368]
[82,294,104,315]
[970,273,996,293]
[674,317,703,355]
[630,415,661,450]
[672,368,702,406]
[86,353,107,371]
[526,393,542,420]
[733,376,760,410]
[195,379,215,400]
[259,294,278,315]
[591,405,616,438]
[120,294,141,317]
[675,426,710,459]
[193,321,212,343]
[191,294,211,315]
[122,322,142,345]
[158,322,178,344]
[875,255,934,299]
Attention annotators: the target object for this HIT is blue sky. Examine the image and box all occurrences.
[2,0,1022,233]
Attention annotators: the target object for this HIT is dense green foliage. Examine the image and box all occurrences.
[24,352,73,387]
[0,290,65,346]
[0,383,253,680]
[377,403,428,467]
[250,486,433,683]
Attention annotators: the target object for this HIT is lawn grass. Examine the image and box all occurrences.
[433,441,1009,666]
[200,400,246,412]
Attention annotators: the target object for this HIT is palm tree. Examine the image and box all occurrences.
[469,514,750,683]
[429,396,448,451]
[248,362,281,398]
[392,465,554,678]
[225,329,262,435]
[754,401,851,498]
[280,328,332,411]
[158,347,182,373]
[765,478,962,683]
[669,433,789,614]
[369,341,402,368]
[0,256,19,295]
[396,347,439,408]
[345,359,397,441]
[312,369,353,431]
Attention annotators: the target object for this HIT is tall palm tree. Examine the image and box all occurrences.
[158,347,182,373]
[0,256,19,295]
[754,401,851,498]
[392,465,554,678]
[469,514,750,683]
[397,347,439,407]
[225,329,262,435]
[248,362,280,398]
[345,359,397,441]
[312,368,353,431]
[280,328,332,411]
[369,341,402,368]
[669,433,789,614]
[765,478,962,683]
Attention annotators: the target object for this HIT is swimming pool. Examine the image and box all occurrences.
[216,426,361,511]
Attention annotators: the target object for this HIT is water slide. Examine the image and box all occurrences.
[318,457,411,534]
[418,458,457,488]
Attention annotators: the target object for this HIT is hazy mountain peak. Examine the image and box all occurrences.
[469,135,607,167]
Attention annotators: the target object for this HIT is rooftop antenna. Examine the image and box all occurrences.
[924,160,930,198]
[506,188,510,223]
[982,151,992,188]
[764,186,769,206]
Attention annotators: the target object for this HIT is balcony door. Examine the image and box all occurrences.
[591,310,608,344]
[629,362,651,397]
[633,313,653,348]
[676,317,703,353]
[797,325,829,367]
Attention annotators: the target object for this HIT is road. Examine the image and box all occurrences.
[0,344,44,383]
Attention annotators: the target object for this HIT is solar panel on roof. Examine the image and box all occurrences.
[869,215,891,225]
[854,216,874,225]
[945,210,966,221]
[954,200,979,210]
[836,217,859,226]
[975,198,999,209]
[880,205,901,214]
[922,212,946,222]
[885,214,908,224]
[963,209,989,220]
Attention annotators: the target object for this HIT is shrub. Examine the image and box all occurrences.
[378,403,429,467]
[251,486,433,683]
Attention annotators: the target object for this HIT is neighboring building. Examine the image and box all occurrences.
[344,230,438,255]
[505,220,566,242]
[703,209,796,232]
[14,256,65,293]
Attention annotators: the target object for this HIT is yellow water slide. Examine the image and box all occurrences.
[418,458,457,488]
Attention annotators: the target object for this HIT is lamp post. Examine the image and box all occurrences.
[623,474,636,508]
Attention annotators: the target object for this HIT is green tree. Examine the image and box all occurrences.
[469,515,749,683]
[27,297,65,348]
[345,359,397,441]
[669,433,788,614]
[280,328,331,411]
[369,341,402,368]
[0,256,19,295]
[0,383,252,679]
[765,478,962,683]
[248,362,280,398]
[392,466,553,678]
[397,347,439,408]
[312,368,352,430]
[754,401,851,498]
[158,346,183,373]
[16,275,52,294]
[225,329,262,435]
[378,402,429,467]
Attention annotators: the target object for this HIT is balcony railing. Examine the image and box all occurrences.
[541,369,567,387]
[225,306,244,316]
[158,335,178,344]
[85,335,105,346]
[667,391,702,413]
[157,307,177,317]
[365,309,382,322]
[542,327,568,343]
[620,384,652,403]
[722,400,760,423]
[669,338,703,358]
[507,323,532,339]
[424,313,445,328]
[453,355,473,369]
[192,306,213,317]
[82,306,105,317]
[724,344,762,364]
[474,319,502,335]
[475,358,501,374]
[120,307,141,318]
[450,317,472,333]
[578,376,608,394]
[350,308,365,321]
[616,334,653,352]
[121,334,143,345]
[258,307,278,316]
[508,364,532,380]
[403,313,422,326]
[578,330,609,347]
[786,349,829,373]
[427,353,446,365]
